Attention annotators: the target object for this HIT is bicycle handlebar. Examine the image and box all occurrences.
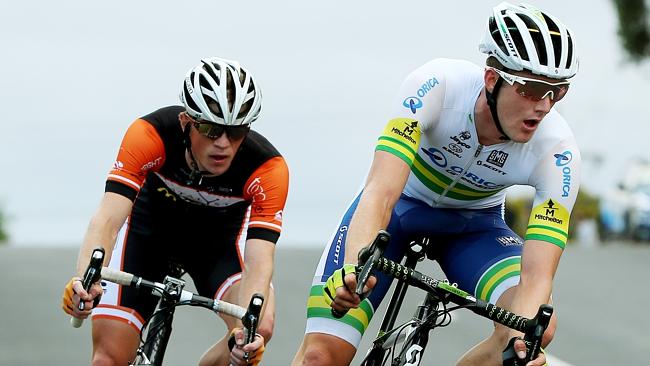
[356,231,551,364]
[355,230,391,296]
[100,267,250,320]
[330,230,391,319]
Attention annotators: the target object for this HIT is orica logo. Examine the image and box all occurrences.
[402,77,439,114]
[554,151,573,167]
[403,96,422,114]
[553,150,573,197]
[422,147,447,168]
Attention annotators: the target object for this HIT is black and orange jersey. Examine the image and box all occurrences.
[106,106,289,243]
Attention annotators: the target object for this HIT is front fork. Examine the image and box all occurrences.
[362,238,429,366]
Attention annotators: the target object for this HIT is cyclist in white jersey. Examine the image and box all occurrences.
[292,3,579,366]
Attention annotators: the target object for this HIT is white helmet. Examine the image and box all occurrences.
[479,2,578,79]
[180,57,262,126]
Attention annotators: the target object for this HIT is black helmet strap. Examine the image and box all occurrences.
[485,77,510,141]
[182,123,210,185]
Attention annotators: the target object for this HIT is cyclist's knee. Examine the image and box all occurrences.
[295,334,355,366]
[258,314,274,343]
[300,345,338,366]
[92,349,131,366]
[91,319,140,366]
[542,312,557,347]
[302,348,333,366]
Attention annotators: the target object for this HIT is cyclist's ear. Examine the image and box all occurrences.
[484,68,499,93]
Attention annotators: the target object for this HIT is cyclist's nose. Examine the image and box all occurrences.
[534,95,553,113]
[212,133,231,147]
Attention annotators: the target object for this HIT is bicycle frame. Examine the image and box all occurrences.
[94,259,262,366]
[132,273,185,366]
[357,231,552,366]
[361,237,440,366]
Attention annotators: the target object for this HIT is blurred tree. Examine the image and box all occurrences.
[504,196,532,238]
[504,187,601,243]
[612,0,650,61]
[569,189,601,237]
[0,208,7,244]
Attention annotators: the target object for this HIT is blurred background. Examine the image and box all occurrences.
[1,0,649,364]
[0,0,650,247]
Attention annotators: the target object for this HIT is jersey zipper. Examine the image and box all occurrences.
[432,144,484,207]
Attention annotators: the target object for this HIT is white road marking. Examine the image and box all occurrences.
[547,354,574,366]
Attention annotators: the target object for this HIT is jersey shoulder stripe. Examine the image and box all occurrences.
[375,118,421,165]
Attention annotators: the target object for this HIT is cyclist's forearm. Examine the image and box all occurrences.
[506,239,560,335]
[239,269,272,318]
[239,239,275,317]
[344,151,410,264]
[75,193,133,276]
[344,192,393,264]
[510,275,553,317]
[76,215,120,276]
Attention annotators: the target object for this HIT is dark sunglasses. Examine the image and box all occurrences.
[490,67,570,102]
[190,119,250,140]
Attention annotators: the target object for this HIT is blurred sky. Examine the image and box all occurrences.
[1,0,649,246]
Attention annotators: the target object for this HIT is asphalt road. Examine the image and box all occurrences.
[1,241,648,365]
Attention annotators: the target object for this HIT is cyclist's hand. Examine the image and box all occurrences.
[323,264,376,314]
[228,327,265,366]
[514,338,547,366]
[503,337,547,366]
[61,277,102,318]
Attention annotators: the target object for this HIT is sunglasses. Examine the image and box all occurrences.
[189,117,250,141]
[489,67,570,102]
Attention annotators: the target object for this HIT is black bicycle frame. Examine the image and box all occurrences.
[139,268,186,366]
[363,238,430,366]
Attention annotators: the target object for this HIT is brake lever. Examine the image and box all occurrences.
[70,247,105,328]
[502,304,553,365]
[355,230,391,296]
[330,230,391,319]
[522,304,553,363]
[242,293,264,360]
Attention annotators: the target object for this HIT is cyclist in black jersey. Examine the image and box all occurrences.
[62,57,289,366]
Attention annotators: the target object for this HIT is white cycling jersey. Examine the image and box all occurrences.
[376,58,581,248]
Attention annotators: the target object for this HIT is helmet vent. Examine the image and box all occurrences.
[239,68,247,85]
[226,71,236,113]
[199,74,212,90]
[565,30,574,69]
[183,76,200,112]
[504,17,529,61]
[543,14,563,68]
[202,61,221,84]
[520,15,548,64]
[489,17,509,56]
[206,97,224,118]
[239,98,253,117]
